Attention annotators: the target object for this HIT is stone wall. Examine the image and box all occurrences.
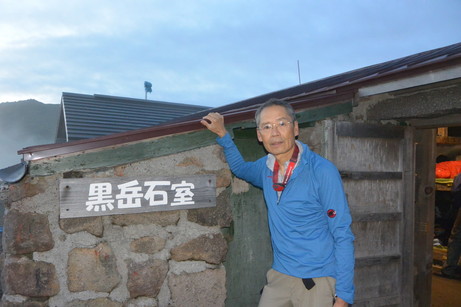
[0,145,232,306]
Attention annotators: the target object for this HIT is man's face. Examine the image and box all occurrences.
[256,105,299,162]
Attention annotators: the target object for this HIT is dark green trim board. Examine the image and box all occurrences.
[295,101,353,124]
[28,130,220,176]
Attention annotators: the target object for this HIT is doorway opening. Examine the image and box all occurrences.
[431,126,461,307]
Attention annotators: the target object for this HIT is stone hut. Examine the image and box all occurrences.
[1,42,461,306]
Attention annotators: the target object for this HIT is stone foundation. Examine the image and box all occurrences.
[0,146,232,306]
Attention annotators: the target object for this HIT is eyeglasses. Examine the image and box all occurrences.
[258,120,292,132]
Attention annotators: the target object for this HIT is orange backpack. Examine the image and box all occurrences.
[436,161,461,178]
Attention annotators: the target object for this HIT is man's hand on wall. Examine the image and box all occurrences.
[201,112,228,138]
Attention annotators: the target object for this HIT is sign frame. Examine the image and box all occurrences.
[59,174,216,218]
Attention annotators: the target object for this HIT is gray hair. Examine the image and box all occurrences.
[255,98,296,127]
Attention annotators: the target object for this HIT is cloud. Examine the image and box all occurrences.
[0,0,460,106]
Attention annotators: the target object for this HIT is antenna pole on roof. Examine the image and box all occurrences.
[297,60,301,85]
[144,81,152,100]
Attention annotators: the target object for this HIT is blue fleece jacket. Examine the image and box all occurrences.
[217,133,355,304]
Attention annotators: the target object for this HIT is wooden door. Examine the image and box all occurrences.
[325,121,415,307]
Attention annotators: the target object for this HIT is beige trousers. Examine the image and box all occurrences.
[258,269,336,307]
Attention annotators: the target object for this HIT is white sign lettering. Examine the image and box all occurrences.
[85,182,115,212]
[59,175,216,218]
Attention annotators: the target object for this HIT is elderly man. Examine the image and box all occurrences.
[201,98,355,307]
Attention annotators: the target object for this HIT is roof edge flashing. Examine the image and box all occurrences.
[358,63,461,97]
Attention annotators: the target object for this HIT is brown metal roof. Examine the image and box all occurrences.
[19,42,461,162]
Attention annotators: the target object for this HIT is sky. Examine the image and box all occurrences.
[0,0,461,108]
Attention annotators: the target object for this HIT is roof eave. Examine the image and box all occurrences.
[19,90,355,162]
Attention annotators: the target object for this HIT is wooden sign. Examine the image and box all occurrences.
[59,174,216,218]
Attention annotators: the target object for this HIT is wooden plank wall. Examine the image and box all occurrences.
[325,121,414,307]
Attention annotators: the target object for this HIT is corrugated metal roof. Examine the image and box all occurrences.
[21,42,461,161]
[58,93,211,142]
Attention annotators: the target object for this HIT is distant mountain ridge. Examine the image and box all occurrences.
[0,99,60,169]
